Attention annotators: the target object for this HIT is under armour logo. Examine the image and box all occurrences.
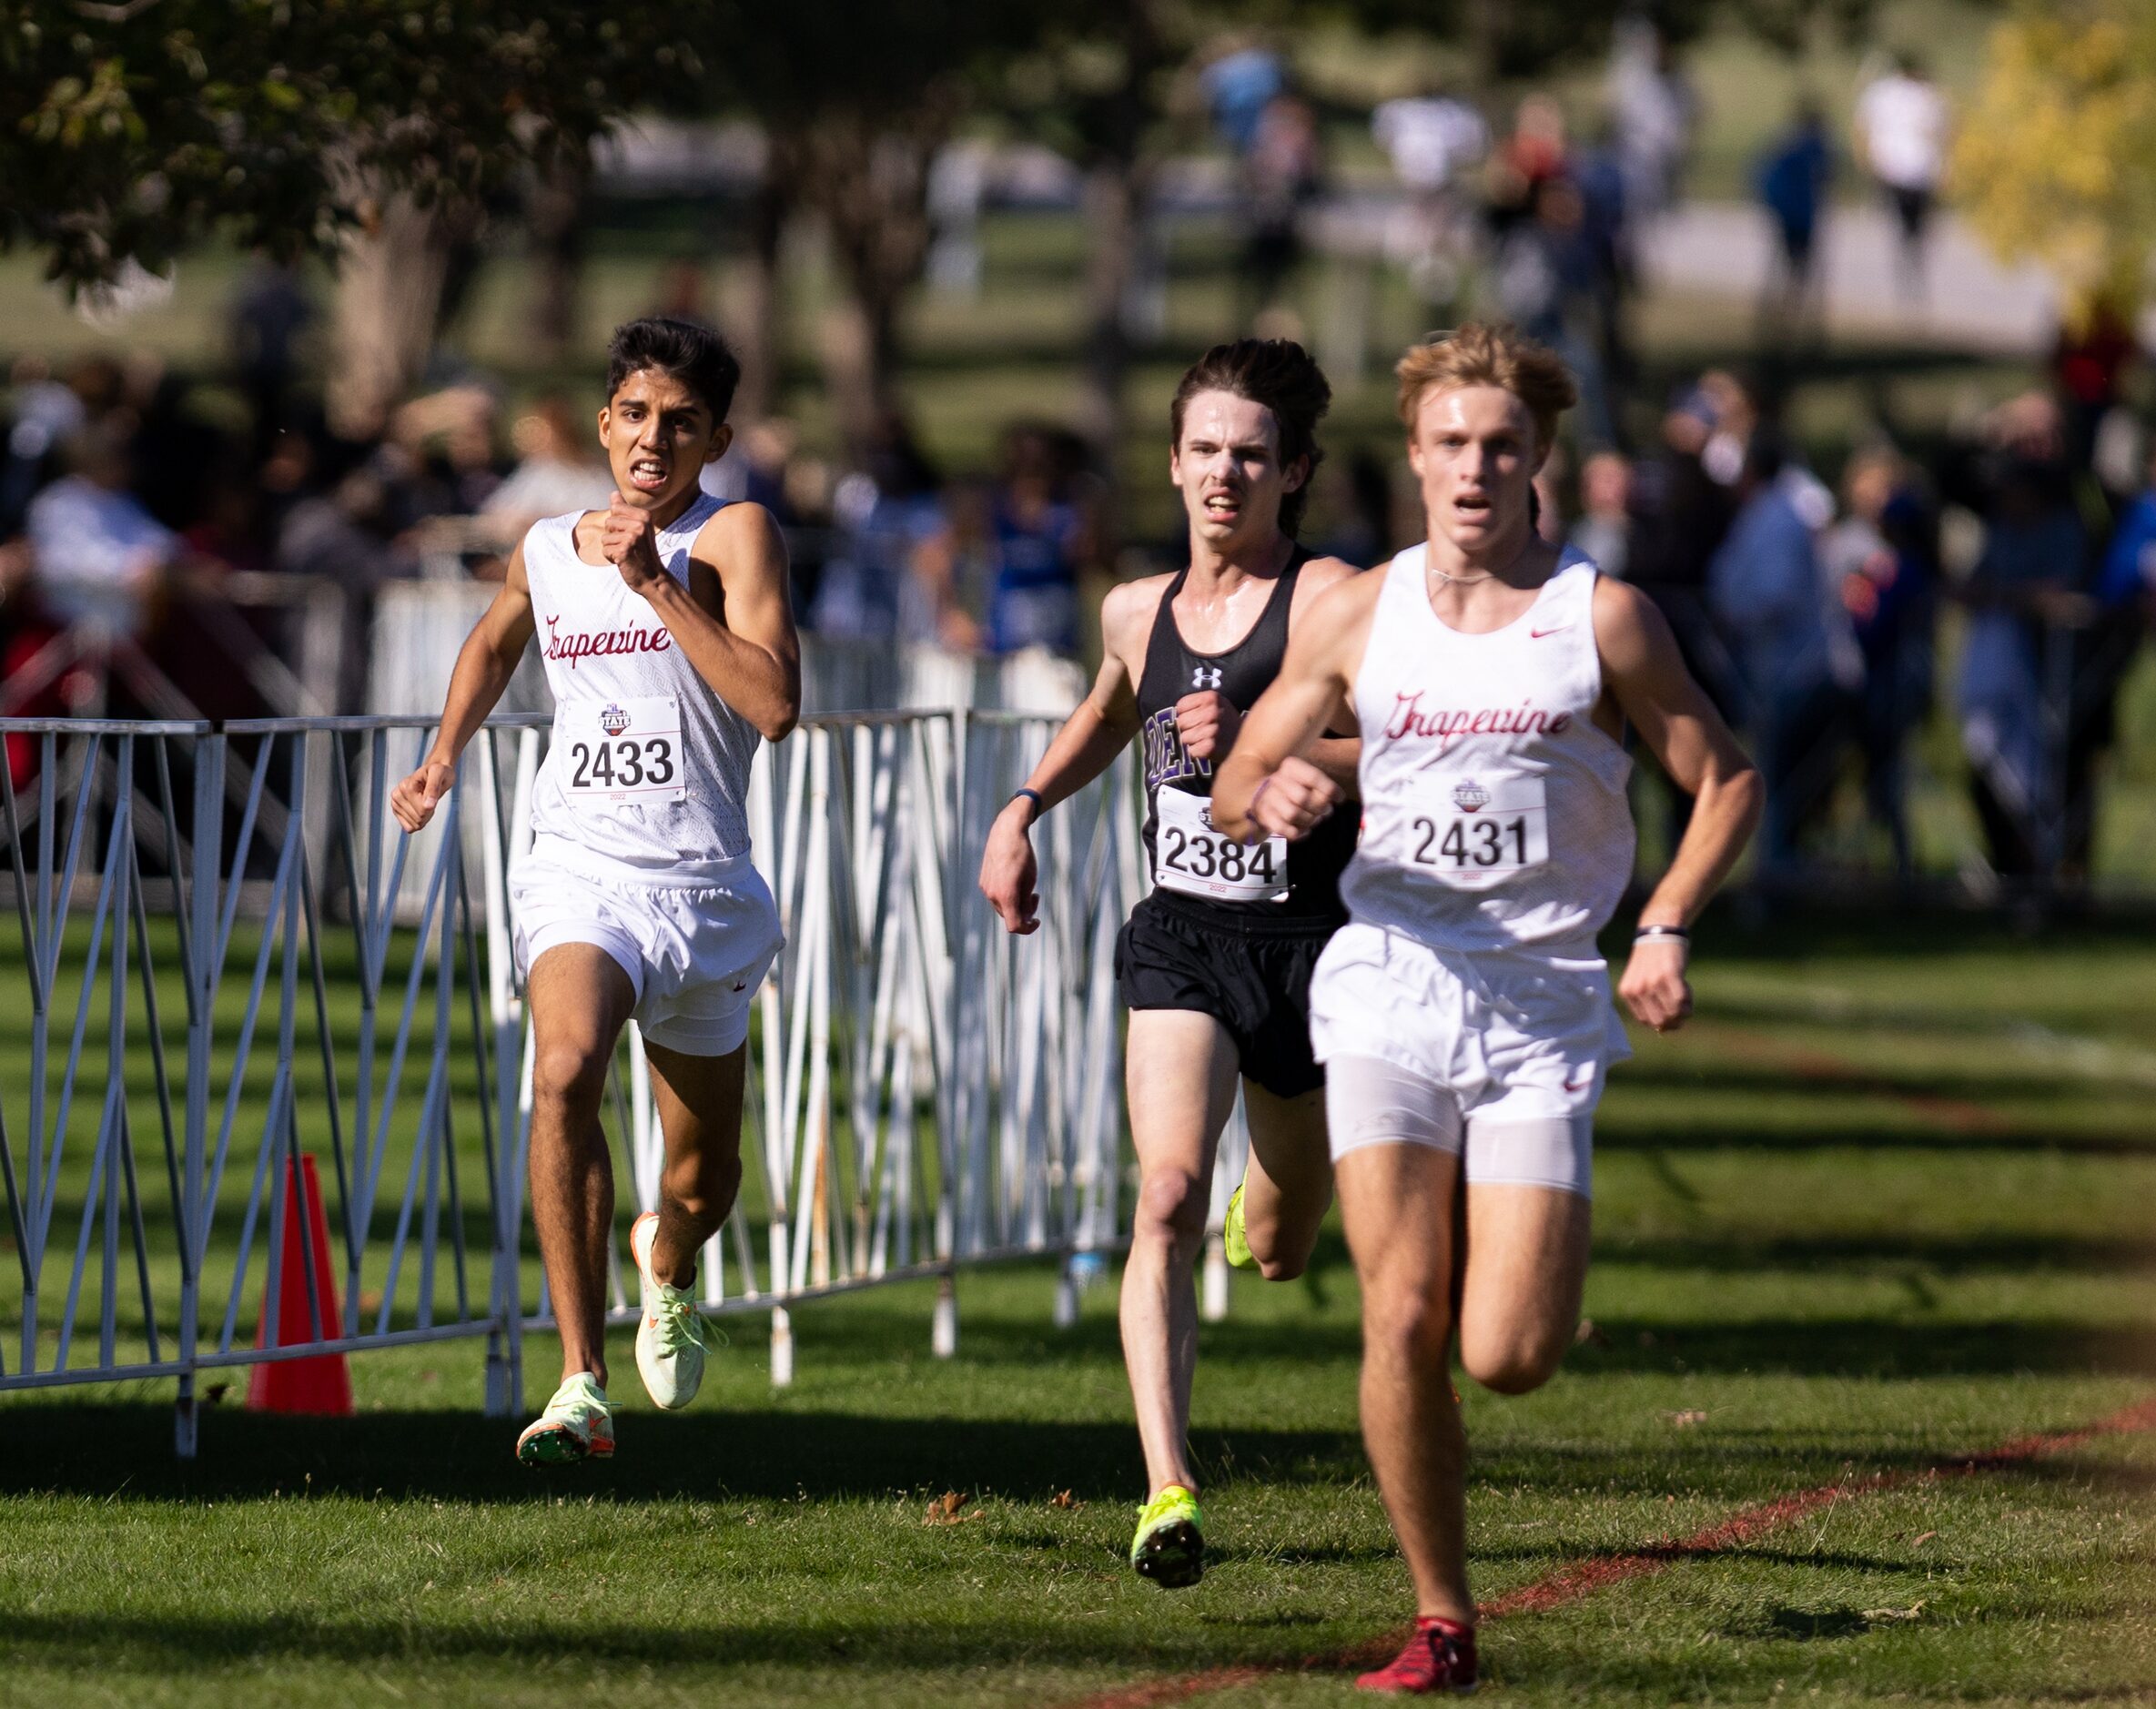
[1191,665,1223,691]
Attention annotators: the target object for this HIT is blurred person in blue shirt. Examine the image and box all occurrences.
[814,410,958,647]
[1199,40,1285,157]
[1822,449,1936,879]
[1709,430,1852,872]
[1755,99,1834,340]
[1943,395,2088,880]
[24,421,178,644]
[984,423,1095,657]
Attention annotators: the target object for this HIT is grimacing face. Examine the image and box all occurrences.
[598,368,733,511]
[1171,389,1304,548]
[1406,383,1545,554]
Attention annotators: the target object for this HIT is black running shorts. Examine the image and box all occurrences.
[1114,892,1341,1100]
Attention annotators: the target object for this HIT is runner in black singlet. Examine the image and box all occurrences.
[978,340,1361,1591]
[1124,549,1357,1100]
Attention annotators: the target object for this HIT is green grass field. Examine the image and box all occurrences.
[0,909,2151,1707]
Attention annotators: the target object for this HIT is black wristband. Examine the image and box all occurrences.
[1011,787,1043,817]
[1634,924,1689,941]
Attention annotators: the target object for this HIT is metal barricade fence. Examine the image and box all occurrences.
[0,711,1144,1453]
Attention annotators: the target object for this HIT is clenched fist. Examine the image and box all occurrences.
[1618,935,1693,1034]
[1246,756,1341,841]
[390,759,456,834]
[600,491,667,593]
[978,800,1041,935]
[1173,690,1241,763]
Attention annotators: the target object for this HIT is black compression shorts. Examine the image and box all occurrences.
[1114,892,1341,1100]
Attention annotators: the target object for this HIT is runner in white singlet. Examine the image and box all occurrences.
[390,318,800,1467]
[1213,325,1760,1694]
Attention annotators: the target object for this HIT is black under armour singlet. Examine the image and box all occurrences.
[1135,552,1356,922]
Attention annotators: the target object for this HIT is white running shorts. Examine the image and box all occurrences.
[510,848,782,1057]
[1308,922,1630,1195]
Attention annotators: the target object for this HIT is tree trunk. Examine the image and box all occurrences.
[1079,163,1139,462]
[730,141,795,425]
[804,113,945,455]
[1077,0,1169,474]
[328,188,455,440]
[526,166,586,367]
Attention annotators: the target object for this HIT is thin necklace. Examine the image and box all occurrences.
[1428,565,1500,585]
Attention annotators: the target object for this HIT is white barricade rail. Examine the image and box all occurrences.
[0,709,1144,1451]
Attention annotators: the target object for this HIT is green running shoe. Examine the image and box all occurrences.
[1130,1483,1206,1588]
[1222,1181,1255,1270]
[631,1210,707,1409]
[515,1371,614,1466]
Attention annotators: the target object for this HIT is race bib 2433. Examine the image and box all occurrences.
[556,694,685,805]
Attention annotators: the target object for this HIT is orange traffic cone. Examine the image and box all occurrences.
[247,1153,355,1416]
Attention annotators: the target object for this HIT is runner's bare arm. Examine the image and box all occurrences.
[1211,573,1378,844]
[653,501,802,742]
[391,541,538,834]
[1290,554,1363,791]
[977,578,1154,934]
[1594,576,1764,1032]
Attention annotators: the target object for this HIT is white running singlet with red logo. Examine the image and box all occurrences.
[1341,544,1635,954]
[522,492,759,872]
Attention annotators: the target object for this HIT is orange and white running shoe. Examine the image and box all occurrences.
[515,1372,615,1466]
[631,1210,707,1410]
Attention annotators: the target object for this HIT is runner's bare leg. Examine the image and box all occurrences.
[1336,1140,1474,1623]
[642,1039,750,1289]
[1235,1079,1333,1280]
[1121,1008,1240,1496]
[527,945,637,1389]
[1456,1177,1591,1393]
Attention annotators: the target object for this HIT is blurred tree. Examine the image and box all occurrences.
[1006,0,1889,480]
[1,2,688,432]
[678,3,1049,448]
[1955,3,2156,321]
[987,2,1179,470]
[1330,0,1883,80]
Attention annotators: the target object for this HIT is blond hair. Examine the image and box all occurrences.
[1395,323,1577,450]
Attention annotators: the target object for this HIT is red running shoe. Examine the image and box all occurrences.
[1357,1616,1478,1694]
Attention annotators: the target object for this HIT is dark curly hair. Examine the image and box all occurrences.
[604,316,743,423]
[1169,339,1332,536]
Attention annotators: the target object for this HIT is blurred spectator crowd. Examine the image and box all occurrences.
[3,26,2153,897]
[1533,365,2153,898]
[0,258,1113,770]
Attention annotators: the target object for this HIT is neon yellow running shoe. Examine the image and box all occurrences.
[515,1371,614,1466]
[1222,1181,1255,1270]
[1130,1483,1205,1588]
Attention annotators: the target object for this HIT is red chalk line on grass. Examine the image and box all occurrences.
[1711,1026,2013,1135]
[1063,1395,2156,1709]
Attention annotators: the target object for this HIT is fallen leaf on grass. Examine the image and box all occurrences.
[923,1491,979,1526]
[1049,1489,1081,1511]
[1861,1600,1927,1622]
[1663,1409,1710,1428]
[1910,1530,1938,1547]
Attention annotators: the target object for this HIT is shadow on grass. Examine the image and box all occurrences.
[1597,1119,2156,1157]
[1562,1317,2156,1379]
[0,1605,1340,1676]
[0,1402,1363,1505]
[5,1371,2144,1511]
[1590,1232,2156,1274]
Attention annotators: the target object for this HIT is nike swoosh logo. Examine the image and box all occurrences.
[1530,626,1570,639]
[1563,1073,1594,1093]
